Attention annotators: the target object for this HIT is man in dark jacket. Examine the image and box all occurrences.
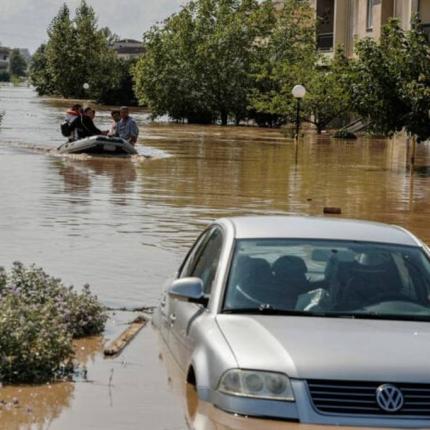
[69,107,105,140]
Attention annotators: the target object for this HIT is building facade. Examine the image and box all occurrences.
[313,0,430,56]
[0,47,10,72]
[113,39,145,60]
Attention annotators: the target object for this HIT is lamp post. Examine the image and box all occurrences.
[292,84,306,141]
[83,82,90,100]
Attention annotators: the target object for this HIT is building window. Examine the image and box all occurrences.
[316,0,335,51]
[367,0,373,30]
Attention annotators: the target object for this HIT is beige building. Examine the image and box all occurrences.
[313,0,430,57]
[113,39,145,61]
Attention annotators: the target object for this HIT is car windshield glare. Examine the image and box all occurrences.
[223,239,430,321]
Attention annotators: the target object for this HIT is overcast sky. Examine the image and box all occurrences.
[0,0,185,53]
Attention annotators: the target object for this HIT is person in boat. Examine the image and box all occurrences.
[62,104,82,141]
[117,106,139,145]
[65,104,82,122]
[69,106,106,140]
[108,110,121,137]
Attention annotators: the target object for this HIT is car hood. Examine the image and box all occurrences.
[216,315,430,383]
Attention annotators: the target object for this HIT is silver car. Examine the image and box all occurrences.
[153,216,430,427]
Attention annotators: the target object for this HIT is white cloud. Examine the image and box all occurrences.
[0,0,184,52]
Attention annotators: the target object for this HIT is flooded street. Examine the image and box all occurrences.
[0,85,429,429]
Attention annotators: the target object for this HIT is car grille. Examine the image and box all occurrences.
[308,380,430,417]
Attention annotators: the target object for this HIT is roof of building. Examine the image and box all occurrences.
[116,38,142,44]
[115,46,145,55]
[220,216,420,246]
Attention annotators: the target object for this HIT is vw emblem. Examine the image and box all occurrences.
[376,384,404,412]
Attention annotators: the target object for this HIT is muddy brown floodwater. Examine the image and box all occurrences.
[0,85,429,429]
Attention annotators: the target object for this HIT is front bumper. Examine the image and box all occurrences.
[198,380,430,428]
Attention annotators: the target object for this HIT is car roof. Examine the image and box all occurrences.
[219,216,420,247]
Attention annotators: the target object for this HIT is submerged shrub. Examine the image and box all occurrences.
[4,262,107,338]
[0,294,73,383]
[0,263,107,384]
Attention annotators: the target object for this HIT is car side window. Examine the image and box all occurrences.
[178,229,212,279]
[189,228,224,295]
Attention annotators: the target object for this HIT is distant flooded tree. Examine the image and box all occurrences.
[98,59,138,106]
[29,1,124,102]
[249,0,317,126]
[301,47,352,133]
[134,0,273,125]
[8,49,27,78]
[29,44,55,95]
[349,17,430,141]
[45,4,80,98]
[74,1,119,99]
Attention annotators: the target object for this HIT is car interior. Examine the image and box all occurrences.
[224,241,430,315]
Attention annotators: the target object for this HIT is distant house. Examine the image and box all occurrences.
[113,39,145,60]
[0,46,10,72]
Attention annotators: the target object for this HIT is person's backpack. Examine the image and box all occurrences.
[60,121,71,137]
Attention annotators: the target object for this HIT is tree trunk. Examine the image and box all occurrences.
[221,111,228,126]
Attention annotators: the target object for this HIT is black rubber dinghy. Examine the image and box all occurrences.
[58,136,138,156]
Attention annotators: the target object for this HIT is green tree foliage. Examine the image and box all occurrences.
[45,4,80,98]
[29,1,129,103]
[250,0,352,131]
[8,49,27,77]
[349,17,430,141]
[29,44,54,95]
[301,47,351,133]
[134,0,273,124]
[98,59,138,106]
[249,0,317,125]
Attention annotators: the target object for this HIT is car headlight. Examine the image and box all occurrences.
[218,369,295,401]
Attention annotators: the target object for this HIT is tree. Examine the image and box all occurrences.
[249,0,317,125]
[45,4,80,98]
[349,17,430,141]
[29,1,124,102]
[300,47,351,133]
[9,49,27,77]
[97,59,138,105]
[29,44,54,95]
[134,0,272,124]
[74,1,119,99]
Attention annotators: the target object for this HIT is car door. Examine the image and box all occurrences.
[168,226,224,369]
[159,229,210,341]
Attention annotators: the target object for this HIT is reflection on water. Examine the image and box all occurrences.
[0,336,101,430]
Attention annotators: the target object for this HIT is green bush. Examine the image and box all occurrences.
[0,263,107,384]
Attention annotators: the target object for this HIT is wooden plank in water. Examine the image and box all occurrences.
[104,315,147,357]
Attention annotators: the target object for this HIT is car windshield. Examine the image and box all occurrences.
[223,239,430,321]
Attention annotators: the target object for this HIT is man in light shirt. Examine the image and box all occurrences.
[117,106,139,145]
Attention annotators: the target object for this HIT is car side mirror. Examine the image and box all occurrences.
[168,277,207,305]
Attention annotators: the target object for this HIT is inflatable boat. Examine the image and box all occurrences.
[57,136,138,156]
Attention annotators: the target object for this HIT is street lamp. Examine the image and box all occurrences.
[292,84,306,140]
[83,83,90,90]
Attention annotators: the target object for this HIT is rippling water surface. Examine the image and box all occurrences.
[0,85,429,309]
